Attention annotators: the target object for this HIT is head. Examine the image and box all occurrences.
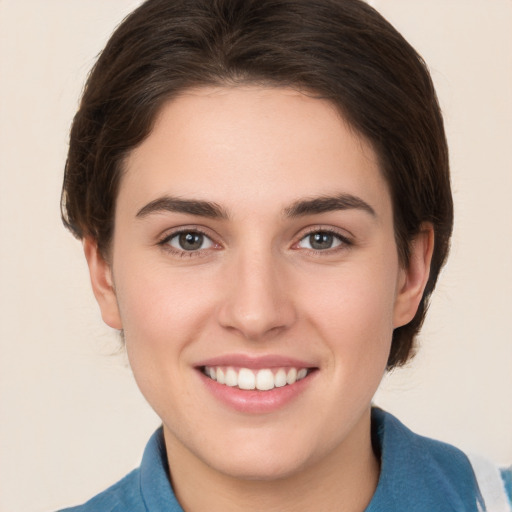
[62,0,452,370]
[61,0,452,487]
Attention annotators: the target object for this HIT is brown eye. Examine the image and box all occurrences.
[167,231,214,251]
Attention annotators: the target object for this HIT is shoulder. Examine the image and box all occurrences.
[57,468,144,512]
[370,408,512,511]
[56,427,183,512]
[370,408,494,511]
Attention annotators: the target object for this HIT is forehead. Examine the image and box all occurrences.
[119,86,391,219]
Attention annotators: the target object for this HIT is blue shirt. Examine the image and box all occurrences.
[59,409,511,511]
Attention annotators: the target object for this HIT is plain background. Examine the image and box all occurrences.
[0,1,511,511]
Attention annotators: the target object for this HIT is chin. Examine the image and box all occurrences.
[211,450,311,482]
[194,426,322,482]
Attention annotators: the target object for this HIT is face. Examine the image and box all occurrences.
[86,86,430,482]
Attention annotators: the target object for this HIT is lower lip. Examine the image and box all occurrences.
[198,370,316,414]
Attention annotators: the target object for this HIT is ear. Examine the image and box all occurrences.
[393,224,435,328]
[83,238,123,330]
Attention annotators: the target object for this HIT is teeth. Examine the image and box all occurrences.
[238,368,255,390]
[256,369,274,391]
[286,368,297,385]
[203,366,310,390]
[274,369,287,388]
[225,368,238,387]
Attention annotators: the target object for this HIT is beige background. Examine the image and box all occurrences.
[0,1,511,511]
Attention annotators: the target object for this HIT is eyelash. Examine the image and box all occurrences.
[157,227,219,258]
[294,227,353,254]
[157,227,353,257]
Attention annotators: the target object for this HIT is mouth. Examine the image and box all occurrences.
[201,366,313,391]
[195,355,318,413]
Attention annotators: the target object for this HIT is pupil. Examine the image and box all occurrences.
[179,232,203,250]
[310,232,333,250]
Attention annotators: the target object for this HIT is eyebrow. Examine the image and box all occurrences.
[136,196,228,219]
[135,193,376,220]
[284,194,376,218]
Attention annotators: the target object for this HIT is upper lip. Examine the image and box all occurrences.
[195,354,317,369]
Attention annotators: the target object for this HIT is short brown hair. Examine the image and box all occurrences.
[61,0,453,368]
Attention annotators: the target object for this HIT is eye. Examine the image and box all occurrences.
[297,231,346,251]
[166,231,215,252]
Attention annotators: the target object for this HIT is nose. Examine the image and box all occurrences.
[217,248,296,341]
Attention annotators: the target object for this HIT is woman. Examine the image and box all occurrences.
[59,0,511,510]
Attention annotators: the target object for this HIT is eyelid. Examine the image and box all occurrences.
[157,225,222,255]
[155,224,353,256]
[292,226,354,251]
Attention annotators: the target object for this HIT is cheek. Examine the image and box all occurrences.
[307,261,397,331]
[113,265,219,421]
[116,267,215,348]
[112,257,233,396]
[301,259,398,374]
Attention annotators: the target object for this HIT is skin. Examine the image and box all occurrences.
[84,86,433,512]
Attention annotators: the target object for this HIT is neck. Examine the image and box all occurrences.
[163,409,380,512]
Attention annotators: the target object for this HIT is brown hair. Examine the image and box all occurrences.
[61,0,453,368]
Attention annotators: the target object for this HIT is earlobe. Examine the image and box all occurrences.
[83,238,123,330]
[393,224,435,328]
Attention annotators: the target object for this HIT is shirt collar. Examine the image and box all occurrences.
[139,427,184,512]
[366,408,484,511]
[139,409,483,512]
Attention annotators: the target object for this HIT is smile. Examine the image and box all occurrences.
[202,366,311,391]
